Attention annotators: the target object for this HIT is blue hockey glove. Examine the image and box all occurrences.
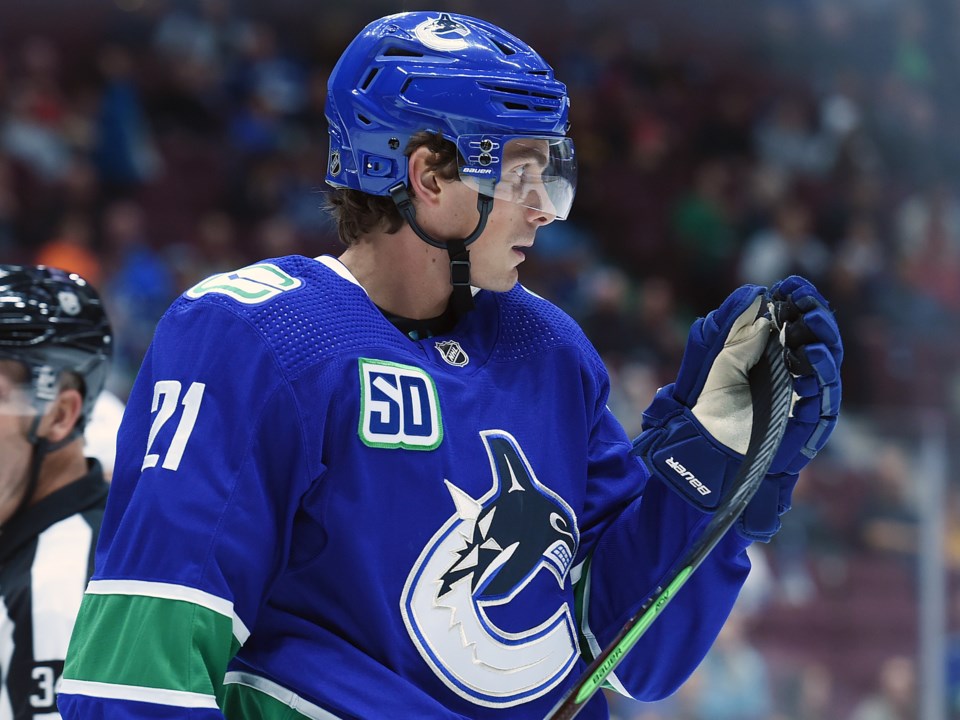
[739,276,842,541]
[633,277,842,542]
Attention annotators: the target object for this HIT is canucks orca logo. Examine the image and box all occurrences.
[414,13,471,52]
[400,430,580,707]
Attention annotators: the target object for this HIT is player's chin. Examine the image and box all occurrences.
[474,268,519,293]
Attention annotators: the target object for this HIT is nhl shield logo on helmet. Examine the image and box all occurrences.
[435,340,469,367]
[58,290,81,316]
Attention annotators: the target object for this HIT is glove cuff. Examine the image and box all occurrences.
[735,471,799,543]
[635,386,802,542]
[634,405,744,513]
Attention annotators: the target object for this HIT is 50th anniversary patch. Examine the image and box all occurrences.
[358,358,443,450]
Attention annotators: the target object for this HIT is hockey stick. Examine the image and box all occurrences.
[545,331,792,720]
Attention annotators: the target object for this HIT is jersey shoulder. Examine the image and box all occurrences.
[491,284,602,370]
[167,255,409,376]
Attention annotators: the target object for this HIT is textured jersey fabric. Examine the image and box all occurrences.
[60,256,751,720]
[0,461,108,719]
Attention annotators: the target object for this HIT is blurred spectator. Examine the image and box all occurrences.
[685,609,774,720]
[153,0,250,79]
[828,212,889,405]
[778,661,837,720]
[34,212,102,286]
[99,199,175,394]
[190,209,246,280]
[1,39,71,184]
[847,655,917,720]
[631,276,686,378]
[670,159,739,310]
[0,154,20,258]
[753,94,838,181]
[579,265,638,368]
[854,446,918,559]
[832,213,887,303]
[94,44,160,192]
[894,182,960,314]
[737,197,831,287]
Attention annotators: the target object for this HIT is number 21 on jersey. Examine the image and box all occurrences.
[142,380,206,471]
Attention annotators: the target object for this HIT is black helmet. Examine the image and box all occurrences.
[0,265,113,430]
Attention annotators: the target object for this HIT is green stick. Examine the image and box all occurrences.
[547,333,792,720]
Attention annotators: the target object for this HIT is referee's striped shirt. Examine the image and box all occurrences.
[0,461,108,720]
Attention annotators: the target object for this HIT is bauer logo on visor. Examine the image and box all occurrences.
[414,14,470,52]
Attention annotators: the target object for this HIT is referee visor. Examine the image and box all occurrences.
[0,360,39,417]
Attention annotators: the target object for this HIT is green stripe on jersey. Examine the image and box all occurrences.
[64,592,241,699]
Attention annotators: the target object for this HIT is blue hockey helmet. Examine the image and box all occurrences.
[325,11,577,220]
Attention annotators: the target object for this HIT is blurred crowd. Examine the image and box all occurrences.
[2,0,960,717]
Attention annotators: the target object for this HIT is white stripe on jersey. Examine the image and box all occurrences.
[578,561,631,698]
[58,679,218,708]
[84,579,251,644]
[31,514,92,662]
[223,672,343,720]
[0,597,13,720]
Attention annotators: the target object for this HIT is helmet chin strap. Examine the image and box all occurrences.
[388,182,494,319]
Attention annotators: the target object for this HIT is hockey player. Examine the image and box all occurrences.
[0,265,114,718]
[60,11,842,720]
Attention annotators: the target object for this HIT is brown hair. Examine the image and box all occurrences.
[325,131,460,246]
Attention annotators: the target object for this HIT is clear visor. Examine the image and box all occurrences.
[457,136,577,221]
[0,380,39,417]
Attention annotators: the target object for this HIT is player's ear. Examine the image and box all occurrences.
[39,388,83,443]
[408,146,444,207]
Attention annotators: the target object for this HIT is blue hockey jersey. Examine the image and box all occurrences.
[60,255,751,719]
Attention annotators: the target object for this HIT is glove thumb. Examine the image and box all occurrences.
[692,295,773,454]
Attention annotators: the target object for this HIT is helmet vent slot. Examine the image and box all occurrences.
[383,46,424,58]
[360,68,380,91]
[478,83,562,101]
[491,39,516,56]
[0,326,49,346]
[356,113,373,126]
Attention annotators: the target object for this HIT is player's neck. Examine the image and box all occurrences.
[33,442,89,504]
[0,442,87,526]
[339,229,453,320]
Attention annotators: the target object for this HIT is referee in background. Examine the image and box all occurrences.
[0,265,113,719]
